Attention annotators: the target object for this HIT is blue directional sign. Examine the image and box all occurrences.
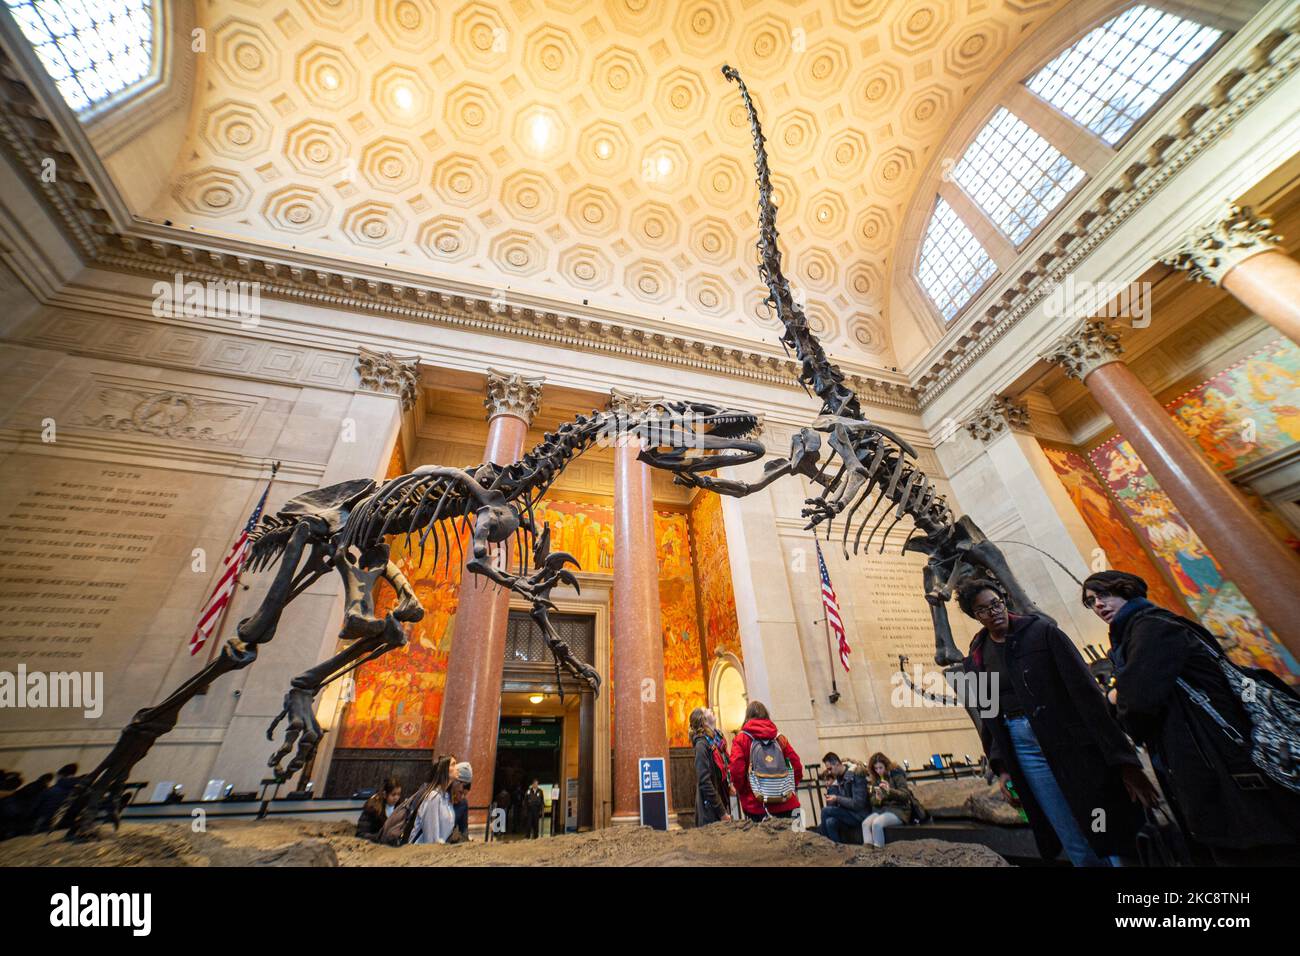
[638,756,668,830]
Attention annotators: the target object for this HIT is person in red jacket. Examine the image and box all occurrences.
[729,700,805,822]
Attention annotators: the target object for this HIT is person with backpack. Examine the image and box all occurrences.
[863,752,913,847]
[729,701,804,822]
[1084,570,1300,865]
[380,754,455,846]
[689,707,732,825]
[355,776,402,842]
[817,752,868,843]
[957,578,1157,866]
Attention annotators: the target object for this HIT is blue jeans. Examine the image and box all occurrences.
[1006,716,1118,867]
[820,805,865,844]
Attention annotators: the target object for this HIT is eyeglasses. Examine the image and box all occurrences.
[972,598,1005,618]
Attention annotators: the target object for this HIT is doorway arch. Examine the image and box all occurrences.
[708,653,748,737]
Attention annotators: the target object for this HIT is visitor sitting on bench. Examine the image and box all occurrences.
[818,752,868,844]
[864,753,911,847]
[355,776,401,842]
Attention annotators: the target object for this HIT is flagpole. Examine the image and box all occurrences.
[822,613,841,704]
[814,540,842,705]
[201,460,281,666]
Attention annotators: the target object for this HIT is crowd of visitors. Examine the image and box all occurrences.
[0,763,79,839]
[7,562,1296,869]
[952,571,1300,866]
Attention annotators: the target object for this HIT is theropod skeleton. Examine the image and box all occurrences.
[59,401,763,835]
[675,66,1050,670]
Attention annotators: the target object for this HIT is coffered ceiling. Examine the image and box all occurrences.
[152,0,1069,367]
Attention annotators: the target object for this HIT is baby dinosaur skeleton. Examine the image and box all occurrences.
[668,66,1051,673]
[59,401,763,835]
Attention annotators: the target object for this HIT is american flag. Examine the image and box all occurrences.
[816,541,851,672]
[188,468,277,657]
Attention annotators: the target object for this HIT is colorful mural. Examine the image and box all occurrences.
[656,509,707,747]
[337,482,739,748]
[1166,337,1300,473]
[1041,444,1187,613]
[1162,338,1300,553]
[1090,437,1299,682]
[688,491,744,665]
[336,441,467,749]
[533,498,615,572]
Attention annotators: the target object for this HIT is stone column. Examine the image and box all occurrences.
[578,689,595,831]
[1043,320,1300,658]
[435,369,543,817]
[608,388,672,823]
[1162,204,1300,344]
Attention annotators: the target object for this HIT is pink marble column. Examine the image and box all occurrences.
[1046,320,1300,660]
[609,389,672,823]
[435,369,542,819]
[1163,203,1300,344]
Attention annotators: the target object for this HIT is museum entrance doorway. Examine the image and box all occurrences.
[498,611,597,834]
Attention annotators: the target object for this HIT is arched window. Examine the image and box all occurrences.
[1026,5,1223,146]
[952,107,1086,247]
[912,3,1224,324]
[5,0,155,113]
[917,198,998,323]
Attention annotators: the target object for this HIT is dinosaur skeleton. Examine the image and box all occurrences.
[59,401,762,835]
[671,66,1051,673]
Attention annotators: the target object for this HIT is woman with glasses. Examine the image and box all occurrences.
[1083,570,1300,866]
[956,578,1157,866]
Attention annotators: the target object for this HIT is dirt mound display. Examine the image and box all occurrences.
[0,817,1008,867]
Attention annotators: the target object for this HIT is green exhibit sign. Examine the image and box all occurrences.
[497,717,561,749]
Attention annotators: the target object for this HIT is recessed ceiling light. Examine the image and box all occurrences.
[595,137,612,159]
[393,84,414,111]
[656,154,672,177]
[529,113,552,151]
[320,67,339,91]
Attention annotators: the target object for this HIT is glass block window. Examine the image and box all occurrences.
[1026,4,1222,146]
[916,197,998,322]
[952,107,1087,246]
[5,0,155,113]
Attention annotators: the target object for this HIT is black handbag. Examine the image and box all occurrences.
[1135,804,1190,867]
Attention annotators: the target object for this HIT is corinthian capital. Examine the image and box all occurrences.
[1161,204,1282,286]
[484,368,544,424]
[357,348,420,410]
[1041,319,1125,382]
[607,387,664,418]
[964,394,1031,444]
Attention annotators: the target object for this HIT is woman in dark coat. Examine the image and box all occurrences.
[355,776,401,842]
[957,579,1156,865]
[689,707,732,825]
[1083,570,1300,865]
